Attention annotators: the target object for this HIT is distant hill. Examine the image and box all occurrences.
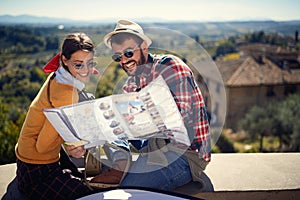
[148,20,300,40]
[0,14,121,26]
[0,15,300,39]
[0,14,81,25]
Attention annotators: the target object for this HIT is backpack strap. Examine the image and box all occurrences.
[47,73,56,108]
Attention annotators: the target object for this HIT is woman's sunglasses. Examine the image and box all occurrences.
[71,61,97,70]
[112,48,136,62]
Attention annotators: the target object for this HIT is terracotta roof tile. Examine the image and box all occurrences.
[216,54,300,87]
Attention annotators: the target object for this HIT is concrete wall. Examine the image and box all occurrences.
[1,153,300,199]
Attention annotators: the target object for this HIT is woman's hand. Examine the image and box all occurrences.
[65,145,86,158]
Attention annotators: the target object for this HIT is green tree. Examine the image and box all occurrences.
[238,94,300,152]
[0,97,26,164]
[238,105,273,151]
[215,133,236,153]
[277,94,300,151]
[266,102,287,149]
[215,41,237,58]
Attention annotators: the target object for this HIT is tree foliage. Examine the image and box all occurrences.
[238,94,300,152]
[0,97,26,164]
[277,94,300,151]
[0,25,59,54]
[238,105,272,151]
[215,133,236,153]
[242,31,291,46]
[215,41,237,58]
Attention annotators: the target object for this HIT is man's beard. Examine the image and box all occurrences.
[121,49,147,76]
[134,49,147,76]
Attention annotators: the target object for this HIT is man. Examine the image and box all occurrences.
[92,19,213,192]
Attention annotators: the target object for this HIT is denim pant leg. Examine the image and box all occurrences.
[120,151,192,191]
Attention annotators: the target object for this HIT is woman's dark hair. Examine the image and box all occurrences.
[61,33,95,70]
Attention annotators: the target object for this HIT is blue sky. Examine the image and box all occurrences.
[1,0,299,22]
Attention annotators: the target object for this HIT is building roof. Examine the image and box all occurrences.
[215,45,300,87]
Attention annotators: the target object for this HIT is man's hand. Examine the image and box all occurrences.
[65,145,86,158]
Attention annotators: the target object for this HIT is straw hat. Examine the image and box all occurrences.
[103,19,152,48]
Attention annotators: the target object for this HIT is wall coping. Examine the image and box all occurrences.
[1,153,300,198]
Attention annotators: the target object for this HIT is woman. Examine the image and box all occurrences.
[14,32,97,199]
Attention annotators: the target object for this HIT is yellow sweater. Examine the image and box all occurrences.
[15,73,79,164]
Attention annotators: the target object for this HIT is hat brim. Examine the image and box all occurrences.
[104,30,152,49]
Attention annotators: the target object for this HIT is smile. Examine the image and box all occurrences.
[125,61,135,68]
[78,72,89,77]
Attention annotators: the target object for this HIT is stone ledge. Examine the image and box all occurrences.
[1,153,300,199]
[205,153,300,191]
[192,189,300,200]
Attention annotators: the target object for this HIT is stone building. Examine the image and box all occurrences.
[216,44,300,129]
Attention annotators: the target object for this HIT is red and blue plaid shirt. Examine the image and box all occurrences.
[122,54,211,162]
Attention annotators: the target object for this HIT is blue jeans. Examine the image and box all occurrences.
[120,151,192,191]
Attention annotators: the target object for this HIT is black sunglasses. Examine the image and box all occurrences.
[112,48,136,62]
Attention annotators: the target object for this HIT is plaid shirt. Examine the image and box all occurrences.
[122,53,211,162]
